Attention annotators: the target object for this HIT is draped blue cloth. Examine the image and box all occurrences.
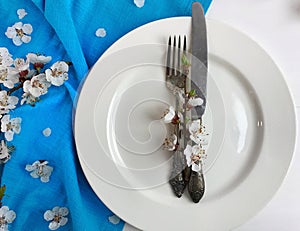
[0,0,211,230]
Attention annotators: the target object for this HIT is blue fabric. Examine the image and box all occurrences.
[0,0,212,230]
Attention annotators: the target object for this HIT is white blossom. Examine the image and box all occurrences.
[23,73,51,98]
[0,91,19,115]
[0,66,19,89]
[163,134,178,151]
[0,206,16,231]
[44,207,69,230]
[17,9,27,19]
[134,0,145,8]
[187,96,203,109]
[26,53,52,69]
[1,115,21,142]
[20,92,38,106]
[188,120,208,145]
[5,22,33,46]
[13,58,29,72]
[162,106,179,124]
[0,48,13,67]
[45,61,69,86]
[25,160,53,183]
[0,140,12,164]
[184,144,203,172]
[95,28,106,38]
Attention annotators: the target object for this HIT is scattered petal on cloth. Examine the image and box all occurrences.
[17,9,27,19]
[0,206,16,230]
[108,214,120,225]
[44,207,69,230]
[5,22,33,46]
[25,160,53,183]
[43,128,52,137]
[95,28,106,37]
[134,0,145,8]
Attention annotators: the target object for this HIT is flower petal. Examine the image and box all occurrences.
[95,28,106,38]
[12,36,22,46]
[22,24,33,34]
[134,0,145,8]
[0,206,9,216]
[40,176,50,183]
[58,207,69,216]
[21,35,31,44]
[25,164,34,171]
[30,171,39,178]
[192,163,201,172]
[5,27,16,39]
[44,210,54,221]
[4,130,14,142]
[5,210,16,223]
[59,217,68,226]
[49,221,60,230]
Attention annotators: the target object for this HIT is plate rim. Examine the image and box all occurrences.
[74,17,297,230]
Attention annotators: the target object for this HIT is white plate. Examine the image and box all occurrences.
[74,17,296,231]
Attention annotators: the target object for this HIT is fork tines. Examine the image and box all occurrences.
[166,35,187,82]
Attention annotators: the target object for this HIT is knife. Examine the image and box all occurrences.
[191,2,207,119]
[187,2,207,203]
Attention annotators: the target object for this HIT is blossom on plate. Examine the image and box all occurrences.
[0,140,14,164]
[26,53,52,70]
[23,73,51,98]
[17,9,27,19]
[0,91,19,115]
[0,48,13,67]
[163,134,178,151]
[188,120,208,145]
[95,28,106,38]
[187,96,203,110]
[5,22,33,46]
[0,66,19,89]
[162,106,180,124]
[45,61,69,86]
[0,206,16,230]
[134,0,145,8]
[44,206,69,230]
[1,115,21,142]
[25,160,53,183]
[184,144,204,172]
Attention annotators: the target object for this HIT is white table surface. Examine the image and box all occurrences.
[124,0,300,230]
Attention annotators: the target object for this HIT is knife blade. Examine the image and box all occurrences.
[187,2,207,203]
[191,2,207,120]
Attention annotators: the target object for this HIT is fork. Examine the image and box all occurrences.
[166,35,190,198]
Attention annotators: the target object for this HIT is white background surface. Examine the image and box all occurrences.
[124,0,300,230]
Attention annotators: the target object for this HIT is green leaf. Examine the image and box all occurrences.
[0,185,6,200]
[181,54,191,66]
[188,89,196,97]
